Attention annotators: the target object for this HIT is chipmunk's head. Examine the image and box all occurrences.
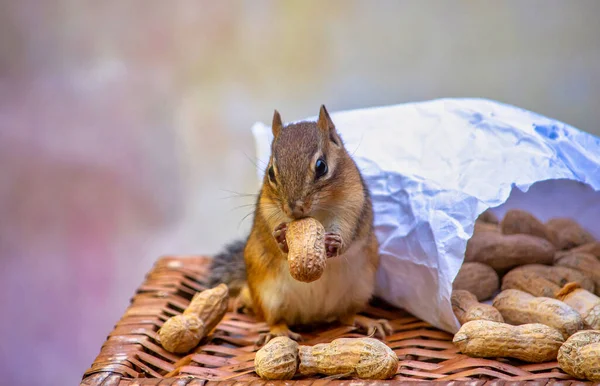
[263,105,360,221]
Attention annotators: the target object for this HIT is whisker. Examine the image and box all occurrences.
[220,195,257,201]
[265,210,282,225]
[349,133,365,157]
[256,200,280,210]
[230,203,258,211]
[219,189,259,200]
[242,151,268,171]
[238,210,256,229]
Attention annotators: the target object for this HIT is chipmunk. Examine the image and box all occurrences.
[207,105,391,345]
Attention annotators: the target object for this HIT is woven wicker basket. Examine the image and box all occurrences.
[80,256,589,385]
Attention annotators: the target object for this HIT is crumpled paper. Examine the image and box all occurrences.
[250,98,600,334]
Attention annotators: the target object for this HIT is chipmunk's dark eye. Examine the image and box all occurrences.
[268,166,276,184]
[315,158,327,179]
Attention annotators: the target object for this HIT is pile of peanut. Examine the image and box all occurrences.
[452,209,600,381]
[157,210,599,381]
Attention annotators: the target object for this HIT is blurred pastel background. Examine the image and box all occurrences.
[1,1,600,385]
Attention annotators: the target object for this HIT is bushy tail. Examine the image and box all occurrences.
[205,240,247,296]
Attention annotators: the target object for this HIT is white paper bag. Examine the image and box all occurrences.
[251,98,600,333]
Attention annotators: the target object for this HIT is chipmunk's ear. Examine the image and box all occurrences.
[317,105,340,146]
[272,109,283,137]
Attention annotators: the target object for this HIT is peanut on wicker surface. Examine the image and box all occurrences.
[254,336,299,380]
[157,314,206,354]
[286,217,326,283]
[453,320,564,363]
[254,336,398,380]
[158,283,229,354]
[557,330,600,380]
[298,337,398,380]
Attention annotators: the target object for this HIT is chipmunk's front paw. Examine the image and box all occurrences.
[256,323,302,346]
[272,223,289,253]
[325,232,344,257]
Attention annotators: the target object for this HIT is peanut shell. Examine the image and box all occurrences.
[465,232,555,273]
[286,217,326,283]
[555,241,600,261]
[579,342,600,381]
[557,330,600,379]
[500,209,557,244]
[185,283,229,333]
[509,264,595,294]
[453,320,564,363]
[546,217,595,250]
[477,209,499,224]
[451,290,503,325]
[501,269,561,298]
[453,262,499,301]
[492,289,583,338]
[473,221,500,234]
[556,283,600,329]
[254,336,299,380]
[158,284,229,354]
[555,252,600,296]
[298,337,398,380]
[158,314,206,354]
[570,242,600,258]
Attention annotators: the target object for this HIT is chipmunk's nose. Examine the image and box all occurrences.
[289,200,308,218]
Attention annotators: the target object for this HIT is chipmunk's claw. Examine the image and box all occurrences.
[325,232,344,258]
[232,296,252,315]
[342,315,393,339]
[363,319,393,339]
[256,324,302,346]
[273,223,289,253]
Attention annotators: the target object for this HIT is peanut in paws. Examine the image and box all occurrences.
[286,217,327,283]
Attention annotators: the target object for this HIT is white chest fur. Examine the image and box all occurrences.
[258,238,376,325]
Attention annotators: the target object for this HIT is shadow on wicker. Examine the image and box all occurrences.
[80,256,587,386]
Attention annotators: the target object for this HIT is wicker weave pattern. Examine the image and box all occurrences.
[80,256,588,385]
